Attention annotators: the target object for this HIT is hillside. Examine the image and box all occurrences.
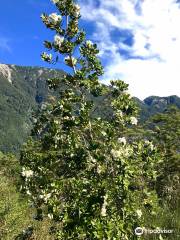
[138,95,180,121]
[0,64,64,153]
[0,63,180,153]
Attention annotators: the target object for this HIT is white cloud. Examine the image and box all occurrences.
[0,37,11,53]
[79,0,180,99]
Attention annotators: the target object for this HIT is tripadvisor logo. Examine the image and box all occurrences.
[135,227,144,236]
[135,227,174,236]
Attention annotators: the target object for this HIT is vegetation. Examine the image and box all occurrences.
[0,151,54,239]
[146,107,180,212]
[0,0,179,239]
[0,65,64,153]
[0,65,180,153]
[19,0,179,239]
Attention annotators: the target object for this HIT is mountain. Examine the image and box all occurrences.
[0,63,64,153]
[0,63,180,153]
[137,95,180,121]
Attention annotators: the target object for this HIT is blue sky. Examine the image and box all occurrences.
[0,0,55,67]
[0,0,180,99]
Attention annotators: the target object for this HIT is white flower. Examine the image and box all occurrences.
[130,116,138,125]
[41,52,52,62]
[44,193,51,202]
[41,103,48,110]
[111,149,122,158]
[74,4,80,12]
[136,209,143,218]
[64,56,77,66]
[90,156,96,163]
[22,168,34,178]
[26,190,31,196]
[73,4,81,17]
[39,192,52,203]
[54,35,64,47]
[41,14,46,21]
[101,131,107,136]
[118,137,126,145]
[86,40,93,47]
[51,0,59,3]
[49,13,61,24]
[101,194,108,217]
[48,213,54,219]
[54,119,60,124]
[97,165,102,174]
[144,140,154,151]
[63,116,70,120]
[116,110,123,118]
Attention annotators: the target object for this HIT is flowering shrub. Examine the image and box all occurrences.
[20,0,161,239]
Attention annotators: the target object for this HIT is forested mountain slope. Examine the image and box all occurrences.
[0,64,64,152]
[0,63,179,153]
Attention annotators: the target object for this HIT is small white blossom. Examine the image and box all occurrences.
[51,0,59,3]
[54,119,60,124]
[144,140,154,151]
[39,192,52,203]
[86,40,93,47]
[101,131,107,136]
[74,4,80,12]
[41,103,48,110]
[73,4,81,17]
[41,52,52,62]
[116,110,123,118]
[111,149,122,158]
[26,190,31,196]
[54,35,64,47]
[48,213,54,219]
[130,116,138,125]
[90,156,96,163]
[136,209,143,218]
[63,116,70,120]
[33,117,37,123]
[97,165,102,174]
[64,56,77,66]
[49,13,61,24]
[118,137,126,145]
[44,193,52,202]
[22,168,34,178]
[101,194,108,217]
[41,14,46,21]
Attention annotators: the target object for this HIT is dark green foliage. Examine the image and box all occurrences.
[145,106,180,205]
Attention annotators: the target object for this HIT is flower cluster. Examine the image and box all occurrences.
[73,4,81,17]
[51,0,59,3]
[111,149,123,158]
[130,116,138,125]
[86,40,93,48]
[49,13,61,24]
[136,209,143,218]
[41,52,52,62]
[101,194,108,217]
[64,56,77,67]
[54,35,64,47]
[22,168,34,178]
[118,137,126,145]
[144,140,154,151]
[39,191,52,203]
